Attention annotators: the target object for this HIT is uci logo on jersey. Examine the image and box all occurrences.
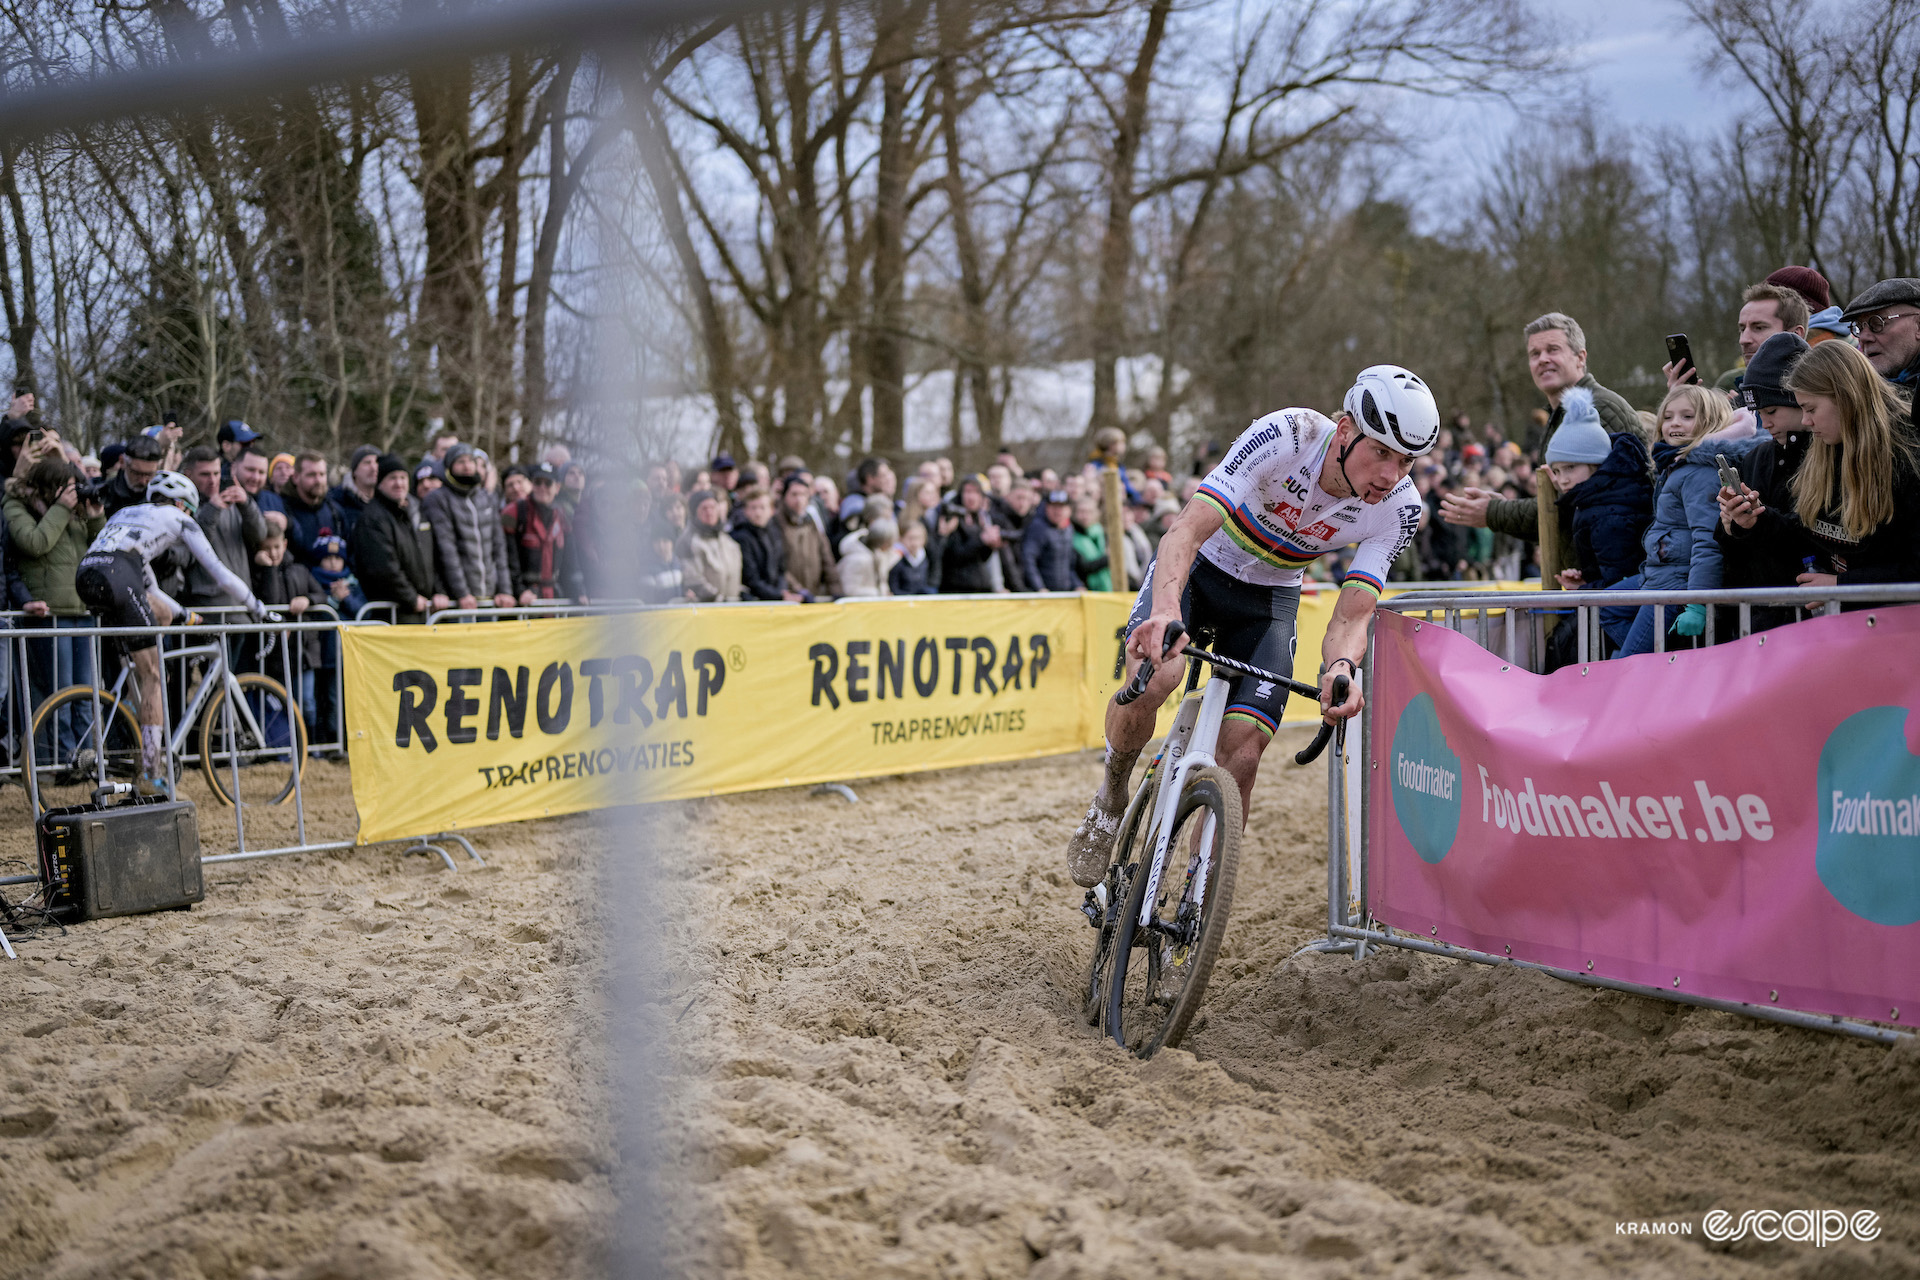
[1282,474,1309,499]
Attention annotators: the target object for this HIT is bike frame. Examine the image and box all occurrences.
[1132,671,1230,929]
[83,632,276,788]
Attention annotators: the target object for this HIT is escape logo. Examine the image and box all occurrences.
[1815,706,1920,926]
[1701,1209,1881,1246]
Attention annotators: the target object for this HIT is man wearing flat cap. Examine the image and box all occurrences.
[1839,278,1920,384]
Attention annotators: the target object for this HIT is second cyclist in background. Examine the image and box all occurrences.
[76,470,271,795]
[1065,365,1440,888]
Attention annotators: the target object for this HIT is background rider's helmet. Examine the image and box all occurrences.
[147,469,200,516]
[1342,365,1441,457]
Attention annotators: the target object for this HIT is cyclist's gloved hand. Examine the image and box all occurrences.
[1673,603,1706,637]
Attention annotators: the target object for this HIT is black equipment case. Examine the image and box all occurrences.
[37,795,202,922]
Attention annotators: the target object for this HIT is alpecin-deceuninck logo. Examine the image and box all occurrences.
[1390,693,1462,864]
[1816,706,1920,926]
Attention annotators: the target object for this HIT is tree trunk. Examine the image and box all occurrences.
[1088,0,1171,438]
[868,0,913,456]
[412,55,486,440]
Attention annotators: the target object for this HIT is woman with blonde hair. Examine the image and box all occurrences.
[1723,340,1920,590]
[1604,380,1757,656]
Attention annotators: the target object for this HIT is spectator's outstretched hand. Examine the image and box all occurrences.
[1662,359,1698,388]
[1718,483,1761,532]
[1440,486,1494,528]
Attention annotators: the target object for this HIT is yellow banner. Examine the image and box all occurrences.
[341,585,1536,838]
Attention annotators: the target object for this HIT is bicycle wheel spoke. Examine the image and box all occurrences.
[1102,764,1241,1059]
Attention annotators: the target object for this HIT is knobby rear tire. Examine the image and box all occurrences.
[26,686,142,815]
[199,673,306,807]
[1102,763,1241,1058]
[1082,766,1158,1026]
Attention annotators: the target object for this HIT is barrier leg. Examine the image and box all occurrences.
[0,920,14,960]
[439,832,486,866]
[403,839,460,873]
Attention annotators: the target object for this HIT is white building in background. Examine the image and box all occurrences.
[635,356,1205,464]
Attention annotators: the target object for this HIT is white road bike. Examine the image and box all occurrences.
[1082,621,1348,1057]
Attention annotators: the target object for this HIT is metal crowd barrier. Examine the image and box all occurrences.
[0,612,486,958]
[1299,583,1920,1045]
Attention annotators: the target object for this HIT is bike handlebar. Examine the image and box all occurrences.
[1293,674,1350,766]
[1114,621,1353,764]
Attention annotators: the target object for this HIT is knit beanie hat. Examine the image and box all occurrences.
[376,452,410,483]
[1742,332,1811,411]
[1766,265,1831,312]
[350,443,381,473]
[1543,388,1610,465]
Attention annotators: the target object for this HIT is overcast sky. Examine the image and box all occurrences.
[1418,0,1745,204]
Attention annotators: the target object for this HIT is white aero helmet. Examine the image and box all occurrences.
[147,469,200,516]
[1342,364,1440,457]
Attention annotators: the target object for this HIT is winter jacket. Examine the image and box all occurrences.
[1488,373,1647,583]
[503,497,584,601]
[350,493,437,623]
[282,489,353,569]
[1796,444,1920,590]
[1560,432,1653,589]
[835,530,896,598]
[730,518,789,601]
[888,548,935,596]
[779,510,839,600]
[309,563,367,624]
[422,480,513,601]
[990,500,1031,592]
[678,525,741,602]
[1071,520,1110,591]
[325,483,373,547]
[1639,431,1760,593]
[252,557,324,667]
[938,513,998,593]
[187,495,268,608]
[1715,427,1812,632]
[3,483,104,615]
[1020,518,1077,592]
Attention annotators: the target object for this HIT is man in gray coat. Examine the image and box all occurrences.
[180,445,267,609]
[421,444,515,610]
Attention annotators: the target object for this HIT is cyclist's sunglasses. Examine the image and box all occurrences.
[1851,311,1918,335]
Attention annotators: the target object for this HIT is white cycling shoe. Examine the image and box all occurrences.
[1066,799,1124,888]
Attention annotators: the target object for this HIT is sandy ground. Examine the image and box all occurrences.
[655,730,1920,1279]
[0,763,614,1280]
[5,735,1919,1279]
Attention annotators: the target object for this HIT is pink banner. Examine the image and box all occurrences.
[1368,604,1920,1026]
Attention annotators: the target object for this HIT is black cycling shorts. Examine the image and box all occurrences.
[1124,554,1300,736]
[76,550,158,652]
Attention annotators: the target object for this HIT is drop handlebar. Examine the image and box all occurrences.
[1112,621,1353,764]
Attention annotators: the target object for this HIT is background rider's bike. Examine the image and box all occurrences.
[26,620,306,814]
[1082,622,1348,1058]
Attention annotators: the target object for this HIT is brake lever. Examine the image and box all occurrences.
[1114,620,1185,706]
[1294,673,1350,765]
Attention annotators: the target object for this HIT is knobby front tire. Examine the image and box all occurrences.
[1102,763,1241,1058]
[199,673,306,807]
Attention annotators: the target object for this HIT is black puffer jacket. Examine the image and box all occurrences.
[1715,427,1812,632]
[350,493,436,623]
[729,518,788,601]
[1561,432,1653,588]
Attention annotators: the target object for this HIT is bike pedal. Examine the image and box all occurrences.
[1080,882,1108,928]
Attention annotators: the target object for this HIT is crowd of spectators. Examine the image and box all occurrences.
[0,413,608,747]
[0,262,1914,754]
[636,262,1920,667]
